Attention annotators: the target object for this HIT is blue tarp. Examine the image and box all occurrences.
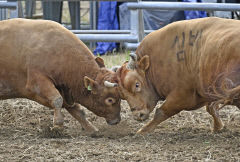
[94,2,119,55]
[183,0,207,19]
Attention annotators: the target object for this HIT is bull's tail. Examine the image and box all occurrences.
[207,72,240,110]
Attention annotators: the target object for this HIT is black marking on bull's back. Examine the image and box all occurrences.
[189,30,202,46]
[171,32,185,49]
[172,29,203,62]
[176,50,185,61]
[172,32,186,62]
[181,32,185,48]
[171,35,179,49]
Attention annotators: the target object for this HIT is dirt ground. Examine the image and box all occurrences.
[0,98,239,162]
[1,2,239,162]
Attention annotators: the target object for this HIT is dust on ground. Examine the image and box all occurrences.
[0,99,239,161]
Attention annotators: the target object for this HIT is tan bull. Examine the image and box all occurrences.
[0,18,121,133]
[116,17,240,134]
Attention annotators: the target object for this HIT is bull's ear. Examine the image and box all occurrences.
[95,57,105,68]
[84,76,98,94]
[138,55,149,71]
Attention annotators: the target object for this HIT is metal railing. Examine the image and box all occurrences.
[76,34,138,42]
[1,1,240,50]
[72,1,240,50]
[0,1,17,9]
[127,2,240,11]
[0,1,18,20]
[124,1,240,49]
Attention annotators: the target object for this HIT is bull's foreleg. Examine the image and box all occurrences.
[137,90,196,134]
[206,104,224,132]
[65,104,99,133]
[26,70,64,127]
[136,102,177,134]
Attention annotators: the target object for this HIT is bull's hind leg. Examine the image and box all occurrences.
[65,103,99,133]
[206,103,224,132]
[137,90,200,134]
[26,70,64,127]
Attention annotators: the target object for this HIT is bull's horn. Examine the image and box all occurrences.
[130,52,137,61]
[104,81,118,87]
[111,66,121,72]
[127,52,137,70]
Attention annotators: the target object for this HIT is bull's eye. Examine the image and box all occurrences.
[136,83,139,88]
[135,82,141,92]
[105,97,116,106]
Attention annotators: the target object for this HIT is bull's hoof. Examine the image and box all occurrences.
[212,124,225,133]
[53,109,64,127]
[53,119,64,128]
[81,120,99,134]
[84,124,99,134]
[53,120,64,127]
[83,125,100,137]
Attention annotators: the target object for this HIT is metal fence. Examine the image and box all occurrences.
[74,1,240,50]
[1,1,240,50]
[124,1,240,49]
[0,0,18,20]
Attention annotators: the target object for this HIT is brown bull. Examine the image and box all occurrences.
[0,18,121,132]
[116,17,240,134]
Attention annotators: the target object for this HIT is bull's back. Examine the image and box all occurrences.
[0,18,94,67]
[0,18,97,98]
[137,17,240,98]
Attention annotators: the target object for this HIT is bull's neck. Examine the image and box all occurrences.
[147,66,163,101]
[136,49,160,100]
[60,62,100,107]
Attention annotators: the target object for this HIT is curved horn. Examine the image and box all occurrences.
[130,52,137,61]
[111,66,121,72]
[127,52,137,70]
[104,81,118,88]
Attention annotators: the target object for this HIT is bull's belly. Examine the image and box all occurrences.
[0,68,26,99]
[0,81,19,99]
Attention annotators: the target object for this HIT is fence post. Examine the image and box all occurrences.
[130,1,144,43]
[10,0,18,18]
[69,1,81,30]
[137,0,144,42]
[129,0,144,51]
[25,0,35,18]
[90,1,98,49]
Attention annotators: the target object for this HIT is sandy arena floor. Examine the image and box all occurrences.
[0,98,239,161]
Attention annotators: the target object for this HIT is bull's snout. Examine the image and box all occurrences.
[106,116,121,125]
[131,108,149,121]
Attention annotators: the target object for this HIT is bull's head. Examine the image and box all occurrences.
[83,57,121,125]
[115,53,159,121]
